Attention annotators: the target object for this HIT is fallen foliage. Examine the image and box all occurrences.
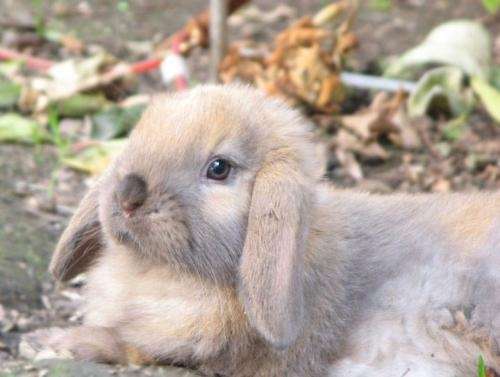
[220,1,358,113]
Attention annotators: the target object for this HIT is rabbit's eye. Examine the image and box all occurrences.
[207,158,231,180]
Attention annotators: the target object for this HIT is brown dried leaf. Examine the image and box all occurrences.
[341,91,420,149]
[219,1,357,113]
[336,129,388,160]
[335,31,358,57]
[341,111,381,141]
[312,2,349,26]
[388,106,422,149]
[220,46,264,83]
[335,148,363,181]
[317,74,343,109]
[59,35,85,53]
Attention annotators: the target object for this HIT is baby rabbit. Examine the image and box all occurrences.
[47,85,500,377]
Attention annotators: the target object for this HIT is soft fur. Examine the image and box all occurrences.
[47,85,500,377]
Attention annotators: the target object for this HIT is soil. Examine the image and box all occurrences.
[0,0,498,376]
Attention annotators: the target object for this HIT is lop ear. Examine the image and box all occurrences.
[238,148,312,349]
[49,185,103,281]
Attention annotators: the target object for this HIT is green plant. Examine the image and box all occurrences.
[31,0,46,37]
[370,0,392,11]
[117,0,130,12]
[47,108,70,156]
[482,0,500,14]
[478,355,487,377]
[46,108,71,199]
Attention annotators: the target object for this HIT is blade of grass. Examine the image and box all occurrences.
[478,355,487,377]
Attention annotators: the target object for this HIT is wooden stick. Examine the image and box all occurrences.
[209,0,229,83]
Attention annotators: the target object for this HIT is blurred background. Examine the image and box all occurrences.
[0,0,499,375]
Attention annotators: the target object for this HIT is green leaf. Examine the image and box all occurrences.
[0,80,21,109]
[62,139,126,174]
[490,66,500,91]
[91,104,145,140]
[386,20,492,79]
[442,114,468,141]
[408,66,474,118]
[0,61,22,78]
[0,113,47,144]
[370,0,392,11]
[471,76,500,123]
[477,355,487,377]
[47,108,70,154]
[482,0,500,14]
[54,93,110,117]
[117,0,130,12]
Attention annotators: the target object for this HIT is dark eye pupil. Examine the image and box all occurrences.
[207,159,230,180]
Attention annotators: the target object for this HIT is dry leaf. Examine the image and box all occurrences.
[333,91,422,178]
[335,148,363,181]
[220,1,357,113]
[388,106,422,149]
[312,2,349,26]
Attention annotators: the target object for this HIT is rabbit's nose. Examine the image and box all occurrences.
[116,173,148,216]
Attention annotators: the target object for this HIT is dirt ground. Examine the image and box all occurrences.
[0,1,499,376]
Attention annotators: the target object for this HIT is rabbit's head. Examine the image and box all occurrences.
[50,85,323,348]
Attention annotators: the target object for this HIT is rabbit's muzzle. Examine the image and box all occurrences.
[105,174,192,261]
[116,173,148,217]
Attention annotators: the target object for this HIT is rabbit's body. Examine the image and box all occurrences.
[84,248,241,362]
[324,190,500,376]
[80,189,354,376]
[46,85,500,377]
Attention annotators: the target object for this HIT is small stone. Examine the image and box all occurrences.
[58,119,84,140]
[52,2,71,16]
[77,1,93,16]
[128,364,142,371]
[16,316,32,331]
[34,349,63,361]
[0,349,11,362]
[2,319,17,333]
[0,339,9,352]
[41,295,52,311]
[431,178,451,193]
[406,164,423,183]
[25,194,57,214]
[435,142,451,158]
[19,339,38,359]
[13,181,32,197]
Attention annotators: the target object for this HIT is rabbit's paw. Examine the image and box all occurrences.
[20,327,72,361]
[20,326,127,364]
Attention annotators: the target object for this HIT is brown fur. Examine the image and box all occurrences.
[439,196,500,255]
[47,85,500,377]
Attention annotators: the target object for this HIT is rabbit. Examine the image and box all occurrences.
[44,84,500,377]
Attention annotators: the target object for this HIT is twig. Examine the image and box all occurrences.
[0,19,36,31]
[129,58,161,74]
[0,47,53,71]
[0,0,250,90]
[415,116,442,160]
[340,72,417,93]
[210,0,229,83]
